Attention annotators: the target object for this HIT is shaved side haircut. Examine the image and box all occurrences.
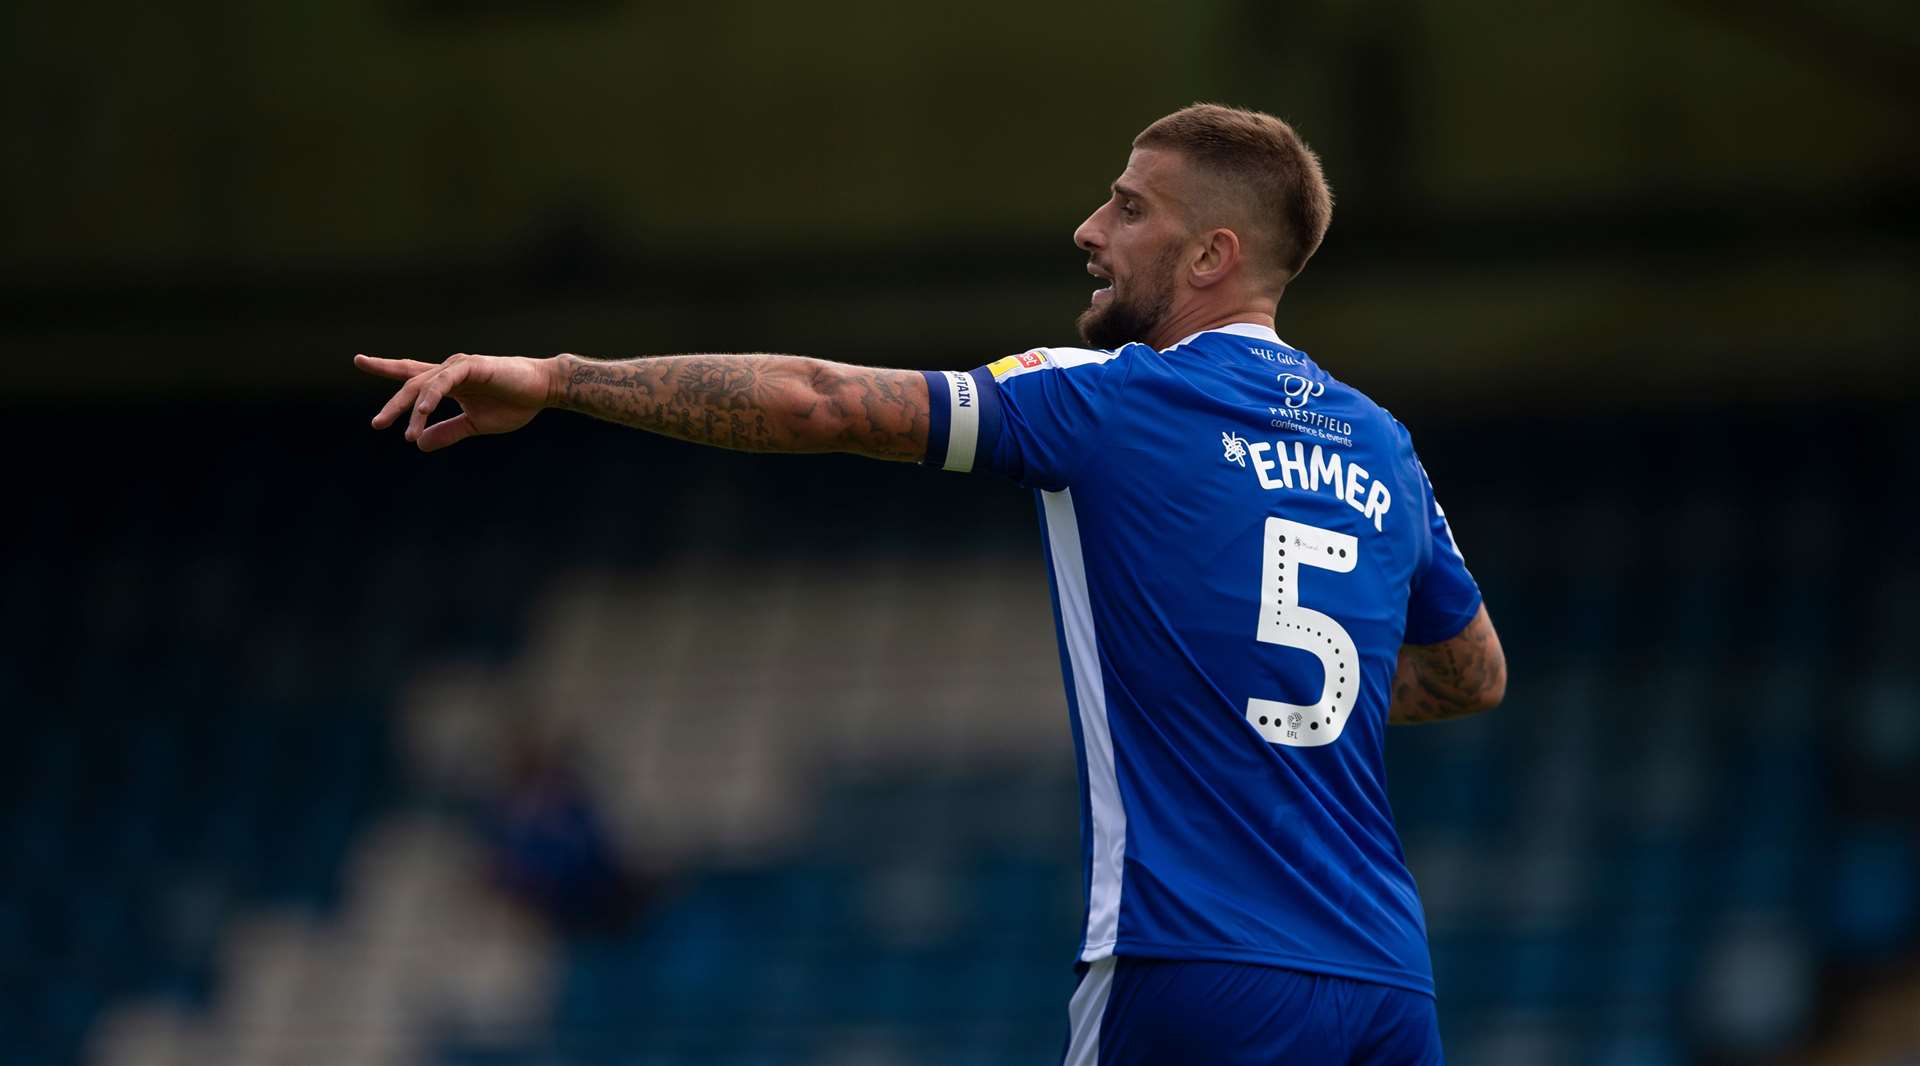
[1134,104,1334,285]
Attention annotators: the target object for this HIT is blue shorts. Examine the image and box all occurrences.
[1062,957,1443,1065]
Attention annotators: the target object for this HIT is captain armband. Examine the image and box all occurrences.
[920,369,1002,473]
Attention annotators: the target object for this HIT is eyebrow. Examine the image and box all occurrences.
[1112,181,1148,204]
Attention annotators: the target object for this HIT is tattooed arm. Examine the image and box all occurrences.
[1387,604,1507,724]
[355,351,928,461]
[554,354,927,460]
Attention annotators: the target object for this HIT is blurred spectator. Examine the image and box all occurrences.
[482,729,648,935]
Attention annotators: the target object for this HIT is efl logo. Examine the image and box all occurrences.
[1016,350,1045,369]
[1278,373,1324,409]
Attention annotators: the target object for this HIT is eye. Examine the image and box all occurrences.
[1119,200,1141,220]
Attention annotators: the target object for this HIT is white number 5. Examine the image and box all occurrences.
[1248,517,1359,748]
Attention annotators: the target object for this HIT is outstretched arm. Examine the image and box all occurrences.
[1387,604,1506,724]
[356,352,929,461]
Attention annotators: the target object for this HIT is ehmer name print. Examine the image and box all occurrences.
[1223,432,1392,531]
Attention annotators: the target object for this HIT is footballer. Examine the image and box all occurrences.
[360,103,1506,1065]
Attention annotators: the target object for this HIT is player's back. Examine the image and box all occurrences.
[928,323,1482,995]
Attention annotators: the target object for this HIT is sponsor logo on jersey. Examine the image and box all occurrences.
[1278,373,1324,409]
[1267,403,1354,447]
[987,349,1048,380]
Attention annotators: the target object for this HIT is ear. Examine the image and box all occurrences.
[1187,227,1241,290]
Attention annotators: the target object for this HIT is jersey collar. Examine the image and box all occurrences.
[1165,321,1287,351]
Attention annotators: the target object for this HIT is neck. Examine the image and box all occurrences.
[1145,300,1278,350]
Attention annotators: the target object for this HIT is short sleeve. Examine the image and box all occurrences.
[921,345,1134,491]
[1404,461,1483,645]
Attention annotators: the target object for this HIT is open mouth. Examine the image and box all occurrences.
[1088,263,1114,303]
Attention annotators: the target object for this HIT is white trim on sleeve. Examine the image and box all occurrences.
[990,346,1122,382]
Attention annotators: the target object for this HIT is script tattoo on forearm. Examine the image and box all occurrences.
[1388,612,1505,724]
[555,354,928,461]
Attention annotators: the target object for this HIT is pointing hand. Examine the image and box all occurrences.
[356,352,559,452]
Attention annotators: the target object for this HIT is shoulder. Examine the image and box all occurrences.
[983,343,1150,383]
[1307,372,1428,491]
[1320,370,1402,441]
[1368,403,1420,462]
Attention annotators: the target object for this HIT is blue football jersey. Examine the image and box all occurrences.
[921,323,1481,996]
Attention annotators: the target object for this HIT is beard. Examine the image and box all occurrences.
[1076,246,1180,350]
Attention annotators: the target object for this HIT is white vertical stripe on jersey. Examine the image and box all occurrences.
[939,370,979,472]
[1042,487,1125,959]
[1063,956,1116,1065]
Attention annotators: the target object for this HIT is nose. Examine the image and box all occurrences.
[1073,207,1103,253]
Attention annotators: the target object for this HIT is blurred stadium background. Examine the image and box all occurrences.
[5,1,1917,1064]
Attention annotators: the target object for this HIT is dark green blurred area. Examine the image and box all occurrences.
[4,0,1915,407]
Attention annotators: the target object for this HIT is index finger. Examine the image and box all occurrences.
[354,354,438,381]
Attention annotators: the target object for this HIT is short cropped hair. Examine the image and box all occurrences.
[1133,104,1333,284]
